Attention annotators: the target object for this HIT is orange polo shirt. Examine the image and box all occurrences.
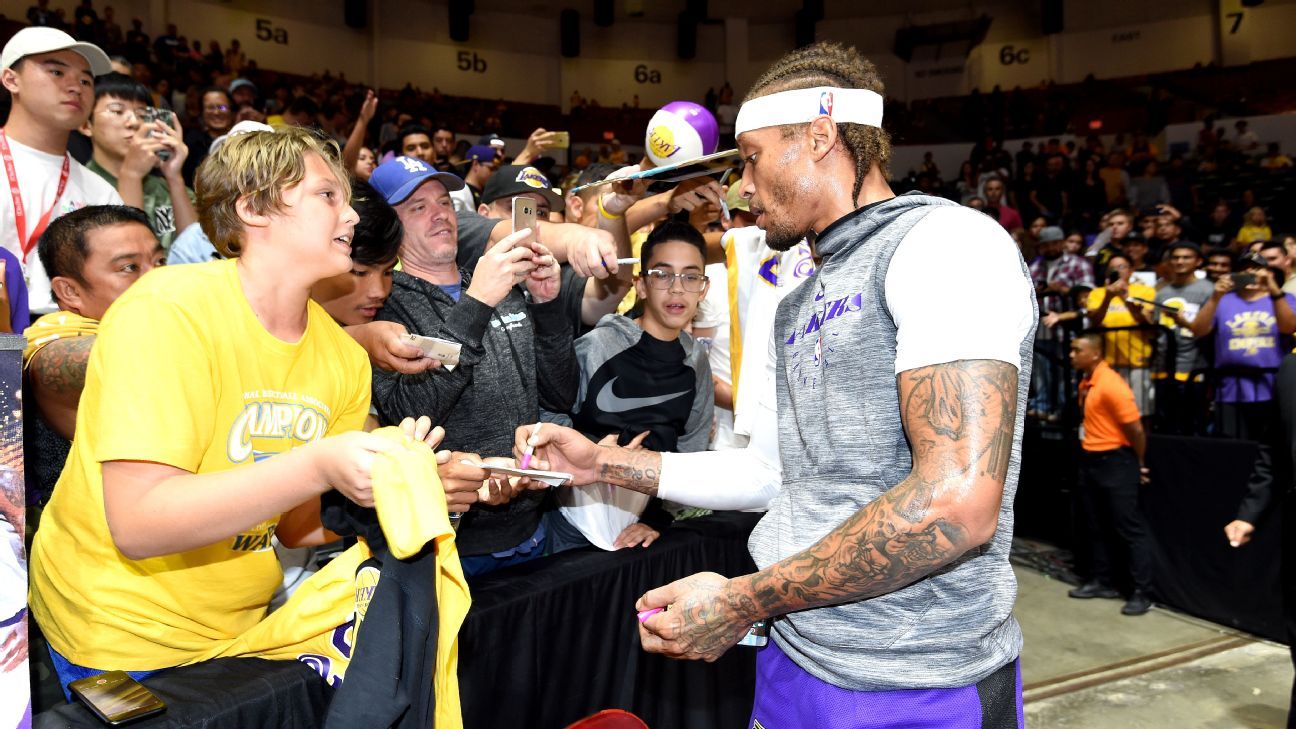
[1079,361,1142,452]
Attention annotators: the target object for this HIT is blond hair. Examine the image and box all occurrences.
[195,126,351,257]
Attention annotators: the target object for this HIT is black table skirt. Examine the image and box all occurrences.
[34,512,762,729]
[33,658,331,729]
[458,511,762,729]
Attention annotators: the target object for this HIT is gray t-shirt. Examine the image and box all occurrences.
[1155,277,1214,377]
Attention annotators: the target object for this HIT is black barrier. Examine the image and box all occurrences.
[457,512,760,729]
[36,514,761,728]
[1030,324,1163,428]
[1024,318,1292,640]
[1144,435,1284,640]
[1031,322,1286,439]
[1018,429,1285,641]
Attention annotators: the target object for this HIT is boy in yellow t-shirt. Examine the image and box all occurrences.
[28,127,467,691]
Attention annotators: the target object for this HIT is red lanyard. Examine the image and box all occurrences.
[0,128,70,259]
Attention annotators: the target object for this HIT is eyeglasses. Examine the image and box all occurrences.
[642,269,708,292]
[204,104,230,112]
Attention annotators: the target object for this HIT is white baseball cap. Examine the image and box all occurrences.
[209,120,275,154]
[1,27,112,76]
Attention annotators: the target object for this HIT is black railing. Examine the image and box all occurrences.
[1030,323,1282,438]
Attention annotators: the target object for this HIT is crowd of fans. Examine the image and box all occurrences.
[2,10,747,714]
[907,122,1296,429]
[911,116,1296,610]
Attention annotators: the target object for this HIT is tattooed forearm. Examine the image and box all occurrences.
[730,359,1019,620]
[597,448,662,496]
[30,337,95,397]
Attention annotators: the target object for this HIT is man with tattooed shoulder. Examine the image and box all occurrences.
[23,205,164,505]
[517,42,1036,728]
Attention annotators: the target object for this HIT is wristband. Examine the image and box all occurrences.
[597,195,624,221]
[1271,291,1286,301]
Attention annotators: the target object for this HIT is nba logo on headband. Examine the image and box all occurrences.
[735,86,883,136]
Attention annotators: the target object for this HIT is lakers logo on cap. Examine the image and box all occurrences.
[819,91,834,116]
[647,124,682,160]
[514,166,551,189]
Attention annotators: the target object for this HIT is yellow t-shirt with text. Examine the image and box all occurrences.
[29,259,371,670]
[1087,283,1156,368]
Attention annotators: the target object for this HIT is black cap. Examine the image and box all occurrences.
[1239,252,1268,270]
[480,165,565,211]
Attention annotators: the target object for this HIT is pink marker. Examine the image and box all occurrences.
[637,606,667,623]
[519,422,542,470]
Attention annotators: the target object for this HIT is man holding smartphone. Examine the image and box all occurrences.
[464,163,637,335]
[369,156,578,576]
[1190,253,1296,551]
[83,72,197,251]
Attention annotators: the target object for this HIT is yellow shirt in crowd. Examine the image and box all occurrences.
[1087,283,1156,368]
[29,259,372,670]
[1236,224,1273,246]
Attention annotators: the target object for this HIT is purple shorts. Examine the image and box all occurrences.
[749,640,1023,729]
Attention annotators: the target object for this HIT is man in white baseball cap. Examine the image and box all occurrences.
[1,27,119,314]
[1,26,113,75]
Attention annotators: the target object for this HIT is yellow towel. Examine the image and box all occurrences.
[199,428,470,729]
[22,310,99,367]
[369,427,471,727]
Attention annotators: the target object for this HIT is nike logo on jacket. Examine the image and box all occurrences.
[595,376,690,413]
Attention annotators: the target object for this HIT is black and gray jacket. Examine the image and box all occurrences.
[373,269,578,556]
[571,313,713,455]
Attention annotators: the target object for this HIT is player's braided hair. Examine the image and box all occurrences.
[745,42,891,205]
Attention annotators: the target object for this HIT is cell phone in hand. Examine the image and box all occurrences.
[1107,270,1120,284]
[738,620,769,647]
[69,671,166,725]
[1232,272,1257,288]
[512,196,538,242]
[549,131,570,149]
[137,107,175,162]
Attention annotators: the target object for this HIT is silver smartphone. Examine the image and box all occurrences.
[738,620,769,647]
[512,196,538,240]
[69,671,167,725]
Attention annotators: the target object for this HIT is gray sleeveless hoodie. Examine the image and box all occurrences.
[749,192,1036,690]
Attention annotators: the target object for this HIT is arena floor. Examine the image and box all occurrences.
[1017,564,1292,728]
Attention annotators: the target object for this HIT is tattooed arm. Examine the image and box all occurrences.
[513,421,663,494]
[636,359,1019,661]
[27,336,96,441]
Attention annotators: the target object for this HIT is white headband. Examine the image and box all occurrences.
[734,87,884,137]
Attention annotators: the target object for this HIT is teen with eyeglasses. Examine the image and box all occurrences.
[545,220,715,554]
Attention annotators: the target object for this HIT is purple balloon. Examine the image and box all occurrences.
[659,101,719,156]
